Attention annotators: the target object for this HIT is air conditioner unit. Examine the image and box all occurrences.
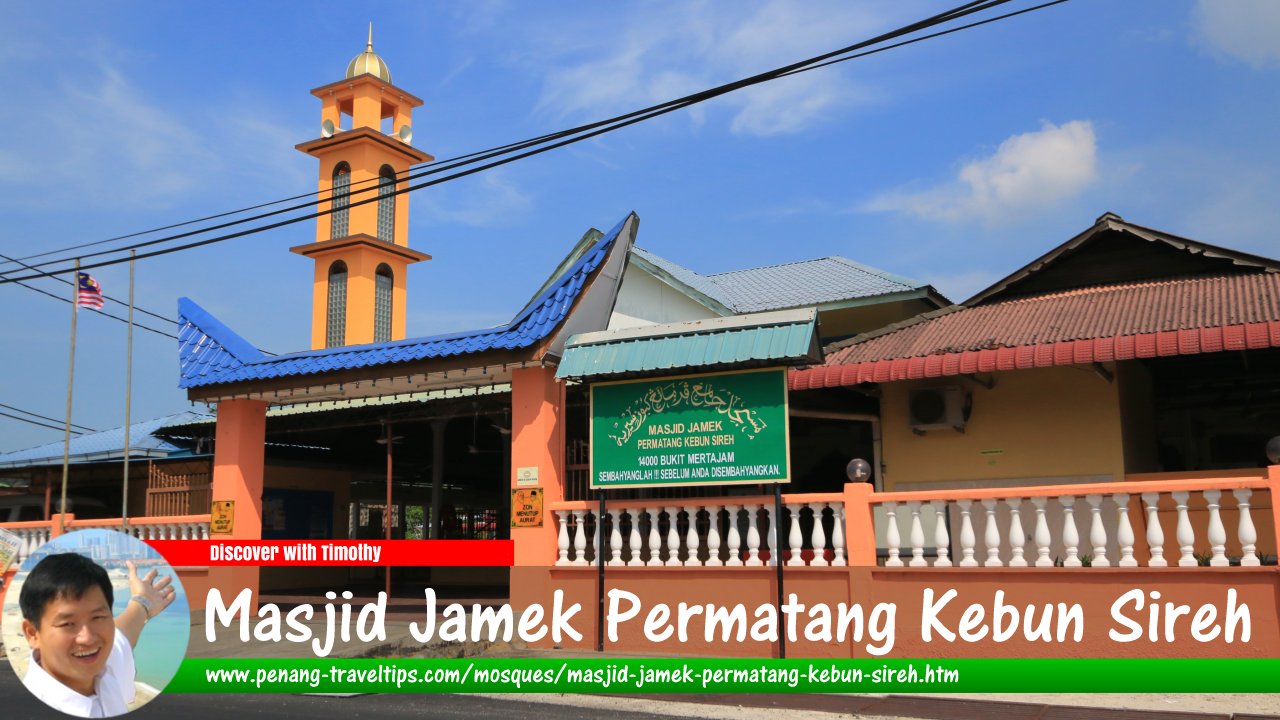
[908,387,967,433]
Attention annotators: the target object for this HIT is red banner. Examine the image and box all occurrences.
[147,540,513,567]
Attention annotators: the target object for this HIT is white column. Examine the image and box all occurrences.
[883,502,903,567]
[810,503,829,567]
[764,504,778,567]
[931,500,952,567]
[684,505,702,567]
[831,504,847,567]
[665,506,681,567]
[908,501,927,567]
[705,505,723,567]
[1172,491,1197,567]
[1203,490,1228,567]
[1114,493,1137,568]
[1007,498,1027,568]
[1141,492,1167,567]
[745,504,763,567]
[787,503,806,567]
[570,509,587,566]
[645,507,663,567]
[956,499,977,567]
[555,510,570,566]
[592,509,602,565]
[725,505,743,567]
[608,510,624,566]
[627,509,643,567]
[981,498,1002,567]
[1059,495,1081,567]
[1234,489,1259,566]
[1086,494,1110,567]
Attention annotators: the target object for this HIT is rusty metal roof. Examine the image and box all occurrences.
[791,273,1280,389]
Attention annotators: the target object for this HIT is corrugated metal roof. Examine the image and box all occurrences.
[0,412,209,469]
[630,247,928,313]
[558,309,820,380]
[179,215,629,389]
[792,274,1280,388]
[170,383,512,426]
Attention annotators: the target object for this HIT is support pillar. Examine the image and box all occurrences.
[209,399,267,608]
[430,420,446,539]
[843,481,877,566]
[509,367,565,567]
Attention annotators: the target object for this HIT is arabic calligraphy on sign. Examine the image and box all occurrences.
[608,380,766,447]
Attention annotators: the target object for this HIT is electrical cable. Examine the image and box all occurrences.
[0,410,85,435]
[0,252,176,325]
[0,402,96,432]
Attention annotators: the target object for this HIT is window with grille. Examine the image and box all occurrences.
[374,264,393,343]
[331,163,351,239]
[377,166,396,242]
[327,261,347,347]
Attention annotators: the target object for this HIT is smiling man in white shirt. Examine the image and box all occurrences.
[19,551,176,718]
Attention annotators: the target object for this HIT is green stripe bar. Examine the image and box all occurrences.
[169,658,1280,694]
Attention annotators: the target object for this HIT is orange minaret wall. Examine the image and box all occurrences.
[291,38,434,349]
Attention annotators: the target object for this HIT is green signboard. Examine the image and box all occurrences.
[590,368,790,489]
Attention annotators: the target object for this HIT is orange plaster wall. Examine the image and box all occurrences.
[209,399,267,606]
[510,367,566,567]
[512,566,1280,659]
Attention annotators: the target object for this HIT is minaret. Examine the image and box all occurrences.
[291,25,433,349]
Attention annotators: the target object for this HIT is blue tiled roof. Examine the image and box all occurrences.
[179,215,628,389]
[631,247,928,313]
[0,412,209,468]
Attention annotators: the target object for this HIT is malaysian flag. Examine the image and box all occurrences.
[76,272,104,309]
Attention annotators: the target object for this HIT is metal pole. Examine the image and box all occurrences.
[596,491,605,652]
[385,420,393,601]
[122,251,135,530]
[59,260,80,534]
[774,482,786,659]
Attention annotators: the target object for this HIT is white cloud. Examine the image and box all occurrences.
[863,120,1098,223]
[530,1,888,137]
[418,170,532,227]
[1192,0,1280,68]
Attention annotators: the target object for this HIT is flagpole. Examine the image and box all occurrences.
[60,260,80,534]
[122,251,135,531]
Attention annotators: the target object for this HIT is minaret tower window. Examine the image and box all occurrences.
[326,260,348,347]
[377,165,396,242]
[331,163,351,239]
[374,264,393,343]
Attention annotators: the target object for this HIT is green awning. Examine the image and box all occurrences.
[557,309,820,380]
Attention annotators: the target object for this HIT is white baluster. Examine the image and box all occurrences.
[592,510,602,565]
[1031,497,1054,567]
[1007,498,1027,568]
[1203,490,1228,567]
[745,504,763,567]
[831,504,847,567]
[1234,489,1259,566]
[626,509,643,566]
[1086,494,1110,567]
[982,498,1002,567]
[883,502,903,567]
[665,506,681,567]
[1114,493,1137,567]
[931,500,952,567]
[1142,493,1167,567]
[787,503,805,567]
[725,505,743,567]
[1172,491,1196,567]
[956,500,977,567]
[200,523,210,541]
[608,510,623,567]
[705,505,723,567]
[810,503,829,567]
[764,504,778,567]
[555,510,570,566]
[571,509,587,566]
[1058,496,1081,567]
[908,501,927,567]
[645,507,662,567]
[685,505,702,567]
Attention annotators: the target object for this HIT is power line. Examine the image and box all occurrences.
[0,252,176,325]
[0,402,96,433]
[0,270,180,340]
[0,0,1067,284]
[0,410,85,435]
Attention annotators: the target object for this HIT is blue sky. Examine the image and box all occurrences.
[0,1,1277,451]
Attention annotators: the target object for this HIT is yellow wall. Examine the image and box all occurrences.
[881,365,1125,489]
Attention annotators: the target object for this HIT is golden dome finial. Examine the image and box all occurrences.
[346,23,392,83]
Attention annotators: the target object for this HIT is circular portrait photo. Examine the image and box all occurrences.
[2,528,189,717]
